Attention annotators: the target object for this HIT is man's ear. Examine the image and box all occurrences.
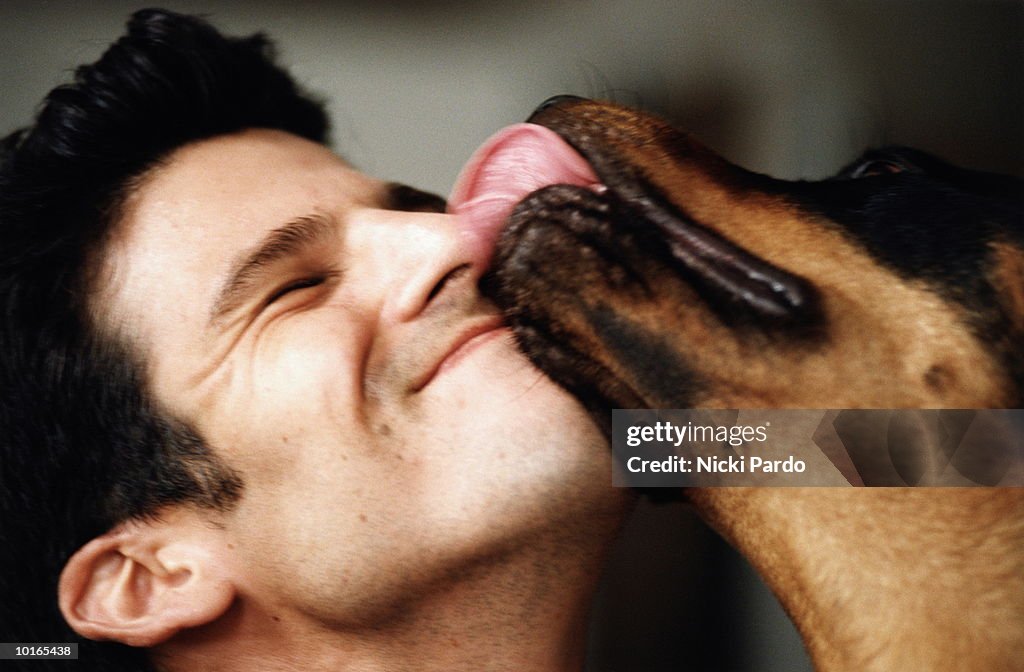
[58,510,236,647]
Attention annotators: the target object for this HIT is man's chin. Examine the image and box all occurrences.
[411,327,617,490]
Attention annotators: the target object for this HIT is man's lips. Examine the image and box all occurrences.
[411,317,507,392]
[447,123,602,270]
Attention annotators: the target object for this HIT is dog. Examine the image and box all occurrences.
[474,97,1024,671]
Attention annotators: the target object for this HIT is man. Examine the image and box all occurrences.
[0,9,629,671]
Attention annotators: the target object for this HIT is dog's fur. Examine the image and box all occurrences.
[484,98,1024,671]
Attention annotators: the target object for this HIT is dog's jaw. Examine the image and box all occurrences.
[452,111,827,424]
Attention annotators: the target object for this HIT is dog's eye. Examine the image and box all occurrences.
[849,158,909,179]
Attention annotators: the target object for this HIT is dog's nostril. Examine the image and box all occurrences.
[529,95,587,120]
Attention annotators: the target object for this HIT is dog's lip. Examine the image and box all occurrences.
[448,123,602,269]
[410,316,508,392]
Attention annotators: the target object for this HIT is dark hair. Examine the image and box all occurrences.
[0,9,329,670]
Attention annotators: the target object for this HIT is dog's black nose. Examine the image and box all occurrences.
[529,95,587,120]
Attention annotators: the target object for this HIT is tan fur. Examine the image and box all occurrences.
[691,488,1024,672]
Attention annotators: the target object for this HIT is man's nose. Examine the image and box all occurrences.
[350,209,483,323]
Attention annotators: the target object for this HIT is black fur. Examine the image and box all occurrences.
[791,148,1024,397]
[793,148,1022,299]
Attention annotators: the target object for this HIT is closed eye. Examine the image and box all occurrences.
[264,271,340,307]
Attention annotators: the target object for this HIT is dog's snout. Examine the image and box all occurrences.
[529,95,587,121]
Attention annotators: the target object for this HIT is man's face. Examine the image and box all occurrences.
[96,129,625,623]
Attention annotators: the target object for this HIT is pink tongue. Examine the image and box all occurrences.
[448,123,601,267]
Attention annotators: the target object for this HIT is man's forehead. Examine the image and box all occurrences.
[110,129,375,263]
[92,129,381,349]
[124,129,369,213]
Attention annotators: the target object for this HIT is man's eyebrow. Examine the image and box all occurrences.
[208,213,336,327]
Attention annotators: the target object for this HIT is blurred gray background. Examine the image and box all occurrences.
[3,2,1021,671]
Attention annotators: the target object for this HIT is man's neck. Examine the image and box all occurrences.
[690,488,1024,672]
[155,507,626,672]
